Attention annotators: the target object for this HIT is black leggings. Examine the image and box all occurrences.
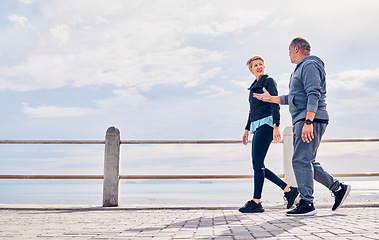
[251,124,287,199]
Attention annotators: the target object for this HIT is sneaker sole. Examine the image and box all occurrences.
[333,184,351,211]
[285,209,317,216]
[239,208,265,213]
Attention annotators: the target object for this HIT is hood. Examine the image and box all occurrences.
[295,55,325,72]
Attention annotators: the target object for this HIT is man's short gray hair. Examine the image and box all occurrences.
[246,55,265,69]
[290,37,311,52]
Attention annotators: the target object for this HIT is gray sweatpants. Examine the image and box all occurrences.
[292,121,340,203]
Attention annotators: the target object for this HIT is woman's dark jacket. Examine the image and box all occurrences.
[245,74,280,131]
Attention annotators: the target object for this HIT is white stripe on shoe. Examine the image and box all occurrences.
[286,209,317,216]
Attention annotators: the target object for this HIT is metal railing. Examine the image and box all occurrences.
[1,126,379,206]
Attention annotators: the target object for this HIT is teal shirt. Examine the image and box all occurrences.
[250,116,273,134]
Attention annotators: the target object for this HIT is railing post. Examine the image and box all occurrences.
[103,126,121,207]
[283,126,297,187]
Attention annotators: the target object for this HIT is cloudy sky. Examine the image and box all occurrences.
[1,0,379,176]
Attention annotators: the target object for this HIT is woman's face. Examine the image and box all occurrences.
[250,59,265,79]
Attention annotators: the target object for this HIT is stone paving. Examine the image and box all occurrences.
[0,206,378,239]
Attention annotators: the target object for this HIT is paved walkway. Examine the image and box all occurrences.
[0,204,378,239]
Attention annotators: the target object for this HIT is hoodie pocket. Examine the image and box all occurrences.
[290,95,306,115]
[289,95,296,107]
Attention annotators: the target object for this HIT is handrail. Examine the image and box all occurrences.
[122,140,244,144]
[320,139,379,143]
[0,140,105,144]
[0,140,244,144]
[0,175,103,179]
[0,138,378,145]
[1,173,379,180]
[0,138,378,181]
[121,139,379,144]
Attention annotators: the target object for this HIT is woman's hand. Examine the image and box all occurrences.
[273,126,281,143]
[242,130,249,145]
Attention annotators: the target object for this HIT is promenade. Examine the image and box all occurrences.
[0,203,378,240]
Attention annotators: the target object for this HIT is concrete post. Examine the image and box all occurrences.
[283,126,297,187]
[103,126,121,207]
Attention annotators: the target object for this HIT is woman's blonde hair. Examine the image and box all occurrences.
[246,55,265,69]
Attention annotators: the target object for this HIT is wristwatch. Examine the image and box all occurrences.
[305,119,313,125]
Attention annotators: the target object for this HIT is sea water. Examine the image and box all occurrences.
[0,177,378,206]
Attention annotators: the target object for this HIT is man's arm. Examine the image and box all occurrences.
[302,63,322,143]
[302,111,315,143]
[305,111,315,122]
[253,88,281,104]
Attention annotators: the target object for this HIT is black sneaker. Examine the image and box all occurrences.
[332,183,351,211]
[239,200,264,213]
[284,187,299,209]
[286,199,317,216]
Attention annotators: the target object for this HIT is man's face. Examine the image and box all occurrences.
[289,45,297,64]
[249,59,265,79]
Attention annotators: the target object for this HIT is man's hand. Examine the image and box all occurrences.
[302,124,314,143]
[253,87,272,102]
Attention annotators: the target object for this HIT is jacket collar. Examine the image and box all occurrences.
[248,74,268,90]
[294,55,323,72]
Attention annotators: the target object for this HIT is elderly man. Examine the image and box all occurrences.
[254,37,351,216]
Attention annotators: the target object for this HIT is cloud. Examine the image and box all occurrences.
[196,86,232,99]
[185,67,223,88]
[22,103,97,118]
[0,46,225,92]
[95,88,148,107]
[1,1,228,92]
[8,15,28,26]
[19,0,33,4]
[0,54,71,91]
[49,24,70,46]
[328,67,379,91]
[0,0,275,95]
[231,80,248,89]
[268,17,295,28]
[186,9,269,36]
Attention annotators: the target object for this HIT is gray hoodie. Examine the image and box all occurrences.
[279,55,329,125]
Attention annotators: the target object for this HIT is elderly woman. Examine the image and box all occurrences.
[239,56,298,213]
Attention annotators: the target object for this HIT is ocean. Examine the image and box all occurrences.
[1,177,378,206]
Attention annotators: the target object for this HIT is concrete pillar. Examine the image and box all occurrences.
[283,126,297,187]
[103,126,121,207]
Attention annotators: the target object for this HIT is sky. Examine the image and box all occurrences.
[0,0,379,177]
